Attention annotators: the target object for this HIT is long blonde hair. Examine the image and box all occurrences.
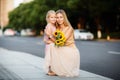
[46,10,56,23]
[56,9,73,29]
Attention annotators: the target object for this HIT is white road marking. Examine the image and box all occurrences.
[108,51,120,55]
[6,37,27,42]
[36,41,44,45]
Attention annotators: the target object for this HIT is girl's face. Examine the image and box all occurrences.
[56,13,64,25]
[49,13,56,24]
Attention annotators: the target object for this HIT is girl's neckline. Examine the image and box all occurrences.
[48,23,55,26]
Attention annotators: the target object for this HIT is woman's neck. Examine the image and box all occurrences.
[58,24,65,31]
[60,24,64,28]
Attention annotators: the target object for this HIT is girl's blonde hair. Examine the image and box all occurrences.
[46,10,56,23]
[56,9,72,28]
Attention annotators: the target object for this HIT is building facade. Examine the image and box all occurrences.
[0,0,32,28]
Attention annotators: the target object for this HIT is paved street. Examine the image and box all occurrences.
[0,36,120,80]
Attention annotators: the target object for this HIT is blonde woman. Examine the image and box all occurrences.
[49,9,80,77]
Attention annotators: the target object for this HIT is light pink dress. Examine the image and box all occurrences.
[48,26,80,77]
[43,23,56,73]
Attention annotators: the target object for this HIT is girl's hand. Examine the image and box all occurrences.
[49,36,55,42]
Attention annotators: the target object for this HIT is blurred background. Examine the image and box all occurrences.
[0,0,120,80]
[0,0,120,39]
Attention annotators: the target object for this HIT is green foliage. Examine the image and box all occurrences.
[8,0,67,34]
[100,32,120,39]
[8,0,120,35]
[8,0,49,35]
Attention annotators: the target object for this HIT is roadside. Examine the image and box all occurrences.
[0,47,113,80]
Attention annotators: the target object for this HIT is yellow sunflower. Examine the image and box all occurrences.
[53,30,61,37]
[54,30,66,47]
[55,40,61,45]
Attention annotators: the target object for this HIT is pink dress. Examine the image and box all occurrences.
[43,23,56,73]
[48,26,80,77]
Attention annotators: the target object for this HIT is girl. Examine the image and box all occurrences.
[43,10,56,76]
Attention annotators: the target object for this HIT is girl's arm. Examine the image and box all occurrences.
[44,25,55,43]
[43,35,52,44]
[44,29,55,42]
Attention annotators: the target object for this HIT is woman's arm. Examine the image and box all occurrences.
[64,27,73,40]
[64,27,75,46]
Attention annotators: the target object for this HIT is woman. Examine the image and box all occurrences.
[49,9,80,77]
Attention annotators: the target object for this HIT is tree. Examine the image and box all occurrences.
[8,0,120,36]
[8,0,50,35]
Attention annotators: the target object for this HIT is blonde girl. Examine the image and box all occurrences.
[43,10,56,76]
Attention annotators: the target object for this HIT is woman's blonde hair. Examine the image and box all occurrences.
[46,10,56,23]
[56,9,72,28]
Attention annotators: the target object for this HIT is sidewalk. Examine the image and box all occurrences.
[0,48,113,80]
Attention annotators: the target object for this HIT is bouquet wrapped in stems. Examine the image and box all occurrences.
[53,30,66,47]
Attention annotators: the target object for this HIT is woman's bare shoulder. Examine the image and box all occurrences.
[66,26,73,31]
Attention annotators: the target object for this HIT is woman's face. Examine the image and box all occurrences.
[56,13,64,25]
[49,13,56,24]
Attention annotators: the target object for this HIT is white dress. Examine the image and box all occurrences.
[50,44,80,77]
[44,26,80,77]
[43,23,56,73]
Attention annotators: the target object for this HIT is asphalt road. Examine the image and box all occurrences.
[0,36,120,80]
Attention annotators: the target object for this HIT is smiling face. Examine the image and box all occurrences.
[56,13,64,25]
[48,13,56,24]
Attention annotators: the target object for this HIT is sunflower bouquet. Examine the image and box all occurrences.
[53,30,66,47]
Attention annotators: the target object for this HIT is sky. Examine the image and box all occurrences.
[14,0,24,8]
